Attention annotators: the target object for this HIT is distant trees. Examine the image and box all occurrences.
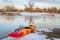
[0,9,2,12]
[34,7,40,12]
[52,7,57,13]
[44,8,47,12]
[2,5,19,12]
[47,8,53,13]
[0,3,60,14]
[24,6,60,14]
[57,9,60,14]
[23,2,59,13]
[24,2,34,12]
[33,7,43,12]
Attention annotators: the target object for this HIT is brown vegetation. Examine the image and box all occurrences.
[41,28,60,40]
[0,4,60,14]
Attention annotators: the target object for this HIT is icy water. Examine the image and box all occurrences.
[0,13,60,39]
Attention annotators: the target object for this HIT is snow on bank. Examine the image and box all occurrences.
[2,28,60,40]
[2,33,60,40]
[1,33,48,40]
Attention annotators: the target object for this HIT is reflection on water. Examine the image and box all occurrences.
[0,16,14,22]
[0,14,60,39]
[0,16,29,39]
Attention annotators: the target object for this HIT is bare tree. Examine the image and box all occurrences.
[24,1,34,12]
[2,5,19,12]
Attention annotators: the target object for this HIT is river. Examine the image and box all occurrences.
[0,13,60,39]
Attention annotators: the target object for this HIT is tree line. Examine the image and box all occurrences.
[0,5,60,14]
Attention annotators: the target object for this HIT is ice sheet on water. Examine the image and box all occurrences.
[21,12,49,16]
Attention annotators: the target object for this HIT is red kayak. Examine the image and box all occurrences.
[8,25,35,37]
[8,31,23,37]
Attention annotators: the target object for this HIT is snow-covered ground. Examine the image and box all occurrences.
[2,32,60,40]
[1,33,49,40]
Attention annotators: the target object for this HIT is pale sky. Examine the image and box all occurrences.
[0,0,60,9]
